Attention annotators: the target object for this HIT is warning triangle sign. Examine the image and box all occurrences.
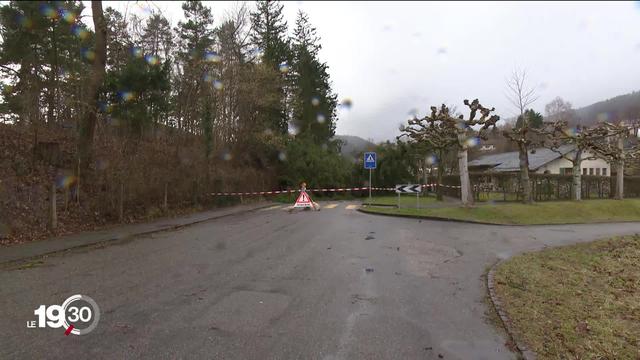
[366,154,374,162]
[293,191,313,208]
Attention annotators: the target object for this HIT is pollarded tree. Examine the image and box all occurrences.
[400,100,499,205]
[589,122,640,200]
[399,105,458,201]
[535,120,611,201]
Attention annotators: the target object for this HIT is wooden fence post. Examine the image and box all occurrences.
[118,182,124,223]
[49,182,57,230]
[163,182,168,212]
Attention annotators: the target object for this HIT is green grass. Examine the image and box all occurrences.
[493,235,640,359]
[361,199,640,225]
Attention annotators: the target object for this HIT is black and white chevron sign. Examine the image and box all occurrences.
[395,184,422,193]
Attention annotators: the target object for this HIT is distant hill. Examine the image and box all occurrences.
[574,90,640,126]
[334,135,376,160]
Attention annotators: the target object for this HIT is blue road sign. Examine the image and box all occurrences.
[364,152,377,169]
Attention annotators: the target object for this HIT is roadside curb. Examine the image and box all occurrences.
[0,203,274,265]
[356,207,518,226]
[357,206,640,226]
[487,259,537,360]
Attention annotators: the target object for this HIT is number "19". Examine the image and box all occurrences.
[34,305,92,328]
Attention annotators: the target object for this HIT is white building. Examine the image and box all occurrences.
[468,144,611,176]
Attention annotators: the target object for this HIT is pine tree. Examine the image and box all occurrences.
[290,11,337,145]
[250,0,290,134]
[0,1,91,127]
[173,0,216,134]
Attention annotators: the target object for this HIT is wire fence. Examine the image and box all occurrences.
[438,173,640,201]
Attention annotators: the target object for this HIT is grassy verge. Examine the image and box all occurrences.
[493,235,640,358]
[364,194,437,207]
[361,199,640,225]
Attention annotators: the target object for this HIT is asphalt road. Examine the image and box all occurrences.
[1,202,639,359]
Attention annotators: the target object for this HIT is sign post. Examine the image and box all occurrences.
[364,152,377,204]
[395,184,422,208]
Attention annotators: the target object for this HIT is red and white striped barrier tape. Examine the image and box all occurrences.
[209,183,461,196]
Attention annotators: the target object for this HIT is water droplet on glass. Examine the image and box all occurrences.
[464,137,479,148]
[213,80,224,91]
[204,51,221,63]
[145,54,159,66]
[131,47,144,58]
[311,96,320,106]
[426,154,438,166]
[339,98,353,110]
[278,151,287,161]
[17,15,33,29]
[317,113,326,124]
[118,90,135,102]
[72,25,89,40]
[81,48,95,61]
[279,62,290,73]
[40,4,58,20]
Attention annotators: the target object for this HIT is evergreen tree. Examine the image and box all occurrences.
[250,0,290,134]
[290,11,337,145]
[516,109,543,129]
[0,1,91,126]
[174,0,216,134]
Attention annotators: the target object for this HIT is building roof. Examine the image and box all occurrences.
[468,144,575,172]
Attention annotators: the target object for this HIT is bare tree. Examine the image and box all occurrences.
[589,122,640,199]
[535,120,610,201]
[399,107,458,201]
[545,96,575,123]
[400,100,499,206]
[504,68,539,203]
[77,0,108,173]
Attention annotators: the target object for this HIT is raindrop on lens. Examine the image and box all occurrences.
[131,47,144,58]
[340,98,353,110]
[279,62,289,73]
[278,152,287,161]
[311,97,320,106]
[204,51,221,63]
[465,137,479,148]
[317,114,326,123]
[145,54,159,66]
[213,80,224,90]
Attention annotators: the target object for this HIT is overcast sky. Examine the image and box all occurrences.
[90,1,640,142]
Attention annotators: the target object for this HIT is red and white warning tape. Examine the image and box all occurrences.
[210,183,461,196]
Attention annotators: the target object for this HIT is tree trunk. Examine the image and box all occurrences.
[77,1,107,172]
[572,162,582,201]
[458,148,472,206]
[163,182,168,212]
[615,136,625,200]
[436,159,444,201]
[118,182,124,223]
[49,183,57,230]
[518,143,532,203]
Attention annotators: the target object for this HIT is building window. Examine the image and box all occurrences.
[602,168,607,176]
[560,167,573,175]
[589,168,594,175]
[582,168,587,175]
[596,168,601,176]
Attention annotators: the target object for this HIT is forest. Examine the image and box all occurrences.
[0,0,362,243]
